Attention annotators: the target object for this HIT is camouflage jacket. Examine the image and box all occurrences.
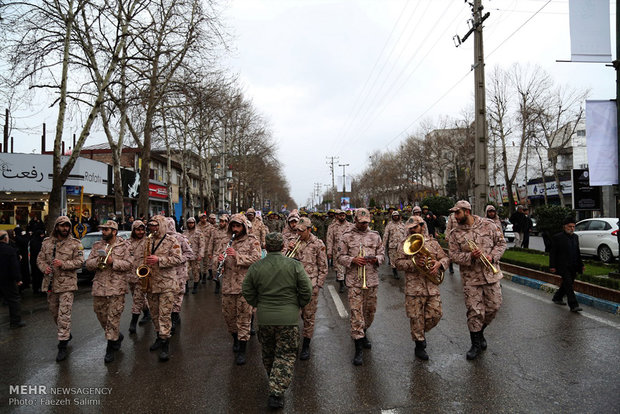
[184,228,205,262]
[383,221,408,250]
[127,236,147,284]
[294,234,328,288]
[86,237,132,296]
[197,222,214,257]
[395,235,449,296]
[448,215,506,286]
[281,224,297,245]
[37,236,84,293]
[247,217,267,248]
[326,220,354,258]
[140,216,184,293]
[338,227,384,288]
[221,232,262,295]
[210,226,231,267]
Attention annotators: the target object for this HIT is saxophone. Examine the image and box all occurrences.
[136,234,153,291]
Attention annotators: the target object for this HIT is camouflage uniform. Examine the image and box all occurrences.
[265,212,284,234]
[337,210,384,340]
[395,217,449,343]
[197,215,215,276]
[167,217,193,314]
[184,219,205,283]
[281,215,299,245]
[85,235,132,341]
[143,215,184,341]
[246,208,267,249]
[210,217,231,272]
[127,221,149,315]
[383,215,407,270]
[327,213,354,282]
[448,210,506,332]
[220,214,261,342]
[37,217,84,341]
[257,326,299,397]
[485,205,503,231]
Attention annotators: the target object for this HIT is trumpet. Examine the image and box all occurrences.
[286,236,302,258]
[466,239,499,274]
[358,245,368,290]
[136,234,153,291]
[97,243,115,271]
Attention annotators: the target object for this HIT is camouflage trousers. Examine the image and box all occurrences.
[47,291,74,341]
[129,281,148,315]
[201,255,213,273]
[405,295,442,341]
[93,295,125,341]
[221,294,253,341]
[172,278,186,313]
[388,248,399,269]
[189,260,201,283]
[257,325,300,398]
[334,259,345,281]
[147,292,175,339]
[301,286,320,338]
[463,281,502,332]
[348,286,377,339]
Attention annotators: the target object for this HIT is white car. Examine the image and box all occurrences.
[77,231,132,279]
[503,223,515,242]
[574,218,619,263]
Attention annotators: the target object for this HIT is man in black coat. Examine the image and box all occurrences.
[0,230,26,328]
[549,216,585,312]
[509,205,526,247]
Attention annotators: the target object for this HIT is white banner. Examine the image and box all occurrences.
[0,153,109,194]
[337,175,351,192]
[569,0,612,62]
[586,100,618,185]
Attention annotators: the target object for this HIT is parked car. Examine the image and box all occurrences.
[77,231,132,280]
[574,218,619,263]
[504,223,515,242]
[530,218,539,235]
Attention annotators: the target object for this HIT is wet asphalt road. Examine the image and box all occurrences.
[1,263,619,414]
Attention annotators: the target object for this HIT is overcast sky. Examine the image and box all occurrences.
[7,0,617,209]
[222,0,616,207]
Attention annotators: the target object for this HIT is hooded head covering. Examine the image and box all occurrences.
[165,217,176,235]
[148,215,167,238]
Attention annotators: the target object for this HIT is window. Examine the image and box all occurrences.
[588,220,607,231]
[575,221,589,231]
[576,130,585,137]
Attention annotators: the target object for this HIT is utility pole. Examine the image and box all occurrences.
[326,156,339,207]
[339,163,350,209]
[454,0,490,215]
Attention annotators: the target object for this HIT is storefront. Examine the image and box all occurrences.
[148,182,169,217]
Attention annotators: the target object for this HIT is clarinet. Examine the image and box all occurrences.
[214,234,236,281]
[47,241,57,293]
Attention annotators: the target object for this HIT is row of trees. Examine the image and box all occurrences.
[0,0,294,233]
[346,63,587,214]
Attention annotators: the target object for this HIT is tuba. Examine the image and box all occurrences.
[403,234,444,285]
[136,234,152,291]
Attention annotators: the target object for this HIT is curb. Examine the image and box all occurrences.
[503,272,620,315]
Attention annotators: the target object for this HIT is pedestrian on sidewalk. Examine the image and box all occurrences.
[242,232,312,410]
[550,216,585,312]
[0,230,26,328]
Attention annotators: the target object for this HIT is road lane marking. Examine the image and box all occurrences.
[327,284,348,319]
[502,283,620,330]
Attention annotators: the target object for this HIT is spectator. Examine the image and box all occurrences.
[422,205,437,237]
[509,205,526,247]
[522,208,533,249]
[13,225,31,292]
[30,229,46,295]
[550,216,584,312]
[0,230,26,328]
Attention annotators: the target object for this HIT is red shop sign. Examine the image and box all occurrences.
[149,183,168,199]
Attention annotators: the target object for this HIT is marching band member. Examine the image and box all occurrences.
[37,216,84,362]
[395,216,448,360]
[327,209,354,293]
[167,217,193,334]
[127,220,150,333]
[383,210,407,279]
[85,221,132,363]
[217,214,262,365]
[184,217,205,294]
[286,217,328,360]
[448,200,506,360]
[338,208,384,366]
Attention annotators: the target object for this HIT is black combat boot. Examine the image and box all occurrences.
[150,334,163,351]
[250,315,256,336]
[129,314,140,334]
[480,324,488,350]
[338,280,345,293]
[184,281,189,296]
[214,280,220,294]
[415,340,429,360]
[207,269,213,280]
[353,339,363,366]
[361,329,371,349]
[466,331,482,360]
[236,341,247,365]
[267,395,284,409]
[104,340,115,363]
[300,337,311,360]
[200,272,207,284]
[138,309,151,326]
[392,268,400,279]
[111,333,124,351]
[56,340,69,362]
[192,282,199,294]
[159,340,170,362]
[232,333,240,353]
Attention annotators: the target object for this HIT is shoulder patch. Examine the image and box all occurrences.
[174,244,180,249]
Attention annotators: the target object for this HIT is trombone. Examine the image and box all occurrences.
[358,245,368,289]
[97,243,115,271]
[286,236,302,258]
[466,239,499,274]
